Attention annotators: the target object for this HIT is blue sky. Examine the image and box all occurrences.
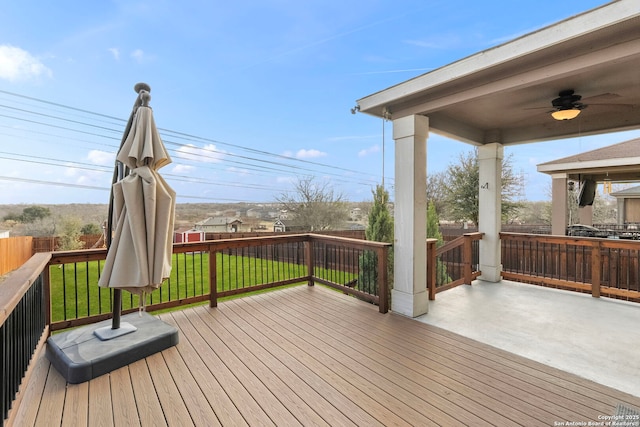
[1,0,637,205]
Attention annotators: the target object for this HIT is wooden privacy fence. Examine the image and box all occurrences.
[32,235,104,253]
[0,236,33,276]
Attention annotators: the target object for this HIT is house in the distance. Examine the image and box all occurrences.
[174,228,205,243]
[611,185,640,225]
[273,218,307,233]
[195,217,243,233]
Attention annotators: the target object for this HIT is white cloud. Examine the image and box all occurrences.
[358,145,380,157]
[327,134,378,142]
[172,164,194,173]
[227,166,249,175]
[0,45,52,82]
[108,47,120,60]
[87,150,115,166]
[404,34,462,50]
[175,143,224,162]
[131,49,146,63]
[276,176,296,184]
[295,149,326,159]
[63,165,79,177]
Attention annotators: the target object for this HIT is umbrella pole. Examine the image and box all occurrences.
[107,83,150,332]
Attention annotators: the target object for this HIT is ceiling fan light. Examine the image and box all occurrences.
[551,108,581,120]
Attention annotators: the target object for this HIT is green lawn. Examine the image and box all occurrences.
[48,252,310,323]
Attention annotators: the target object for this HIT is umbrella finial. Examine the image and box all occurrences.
[134,82,151,94]
[133,82,151,108]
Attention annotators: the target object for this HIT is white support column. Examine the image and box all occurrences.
[392,115,429,317]
[617,198,625,224]
[578,205,593,226]
[478,143,503,282]
[551,174,569,235]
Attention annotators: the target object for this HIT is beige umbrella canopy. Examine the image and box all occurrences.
[99,87,176,298]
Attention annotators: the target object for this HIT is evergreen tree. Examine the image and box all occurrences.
[426,201,443,244]
[365,185,393,243]
[427,201,451,286]
[359,185,393,295]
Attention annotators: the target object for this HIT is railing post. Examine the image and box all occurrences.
[377,246,389,313]
[463,233,473,285]
[305,238,315,286]
[209,247,218,307]
[427,239,437,300]
[43,262,51,332]
[591,241,601,298]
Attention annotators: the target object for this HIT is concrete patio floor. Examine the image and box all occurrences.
[416,279,640,398]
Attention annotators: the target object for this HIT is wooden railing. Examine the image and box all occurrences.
[1,233,390,425]
[427,233,483,300]
[501,232,640,302]
[0,253,51,426]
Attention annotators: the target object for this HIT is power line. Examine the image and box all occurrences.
[0,104,385,187]
[0,89,390,185]
[0,176,262,203]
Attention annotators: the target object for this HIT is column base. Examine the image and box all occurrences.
[391,289,429,317]
[478,264,502,282]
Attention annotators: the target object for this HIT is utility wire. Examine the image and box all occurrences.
[0,89,391,184]
[0,176,260,203]
[0,105,385,186]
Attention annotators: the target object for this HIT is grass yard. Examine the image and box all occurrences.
[48,251,311,323]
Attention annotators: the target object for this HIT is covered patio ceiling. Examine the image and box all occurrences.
[356,0,640,146]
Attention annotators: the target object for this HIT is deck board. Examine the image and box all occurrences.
[160,312,248,427]
[247,287,543,425]
[224,292,480,426]
[128,359,167,427]
[109,366,141,427]
[87,374,113,427]
[11,285,640,427]
[34,364,66,427]
[278,287,600,422]
[61,379,88,427]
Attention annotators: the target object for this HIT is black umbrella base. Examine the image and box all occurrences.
[46,312,179,384]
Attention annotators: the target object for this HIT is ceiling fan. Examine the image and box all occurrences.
[549,89,586,120]
[528,89,630,121]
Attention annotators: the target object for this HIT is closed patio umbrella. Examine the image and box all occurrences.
[96,83,176,338]
[46,84,178,381]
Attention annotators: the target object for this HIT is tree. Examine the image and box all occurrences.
[426,171,448,217]
[3,205,51,223]
[81,223,102,235]
[359,185,394,295]
[365,185,393,243]
[443,149,523,225]
[426,201,451,285]
[426,201,443,244]
[57,217,85,251]
[276,176,348,231]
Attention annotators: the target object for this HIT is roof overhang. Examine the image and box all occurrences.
[356,0,640,146]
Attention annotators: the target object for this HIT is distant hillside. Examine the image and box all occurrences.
[0,202,279,232]
[0,201,371,236]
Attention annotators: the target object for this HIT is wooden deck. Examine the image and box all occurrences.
[11,285,640,426]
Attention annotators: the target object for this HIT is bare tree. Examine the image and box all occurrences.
[426,171,448,216]
[275,176,349,231]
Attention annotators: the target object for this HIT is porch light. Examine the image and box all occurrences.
[551,108,581,120]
